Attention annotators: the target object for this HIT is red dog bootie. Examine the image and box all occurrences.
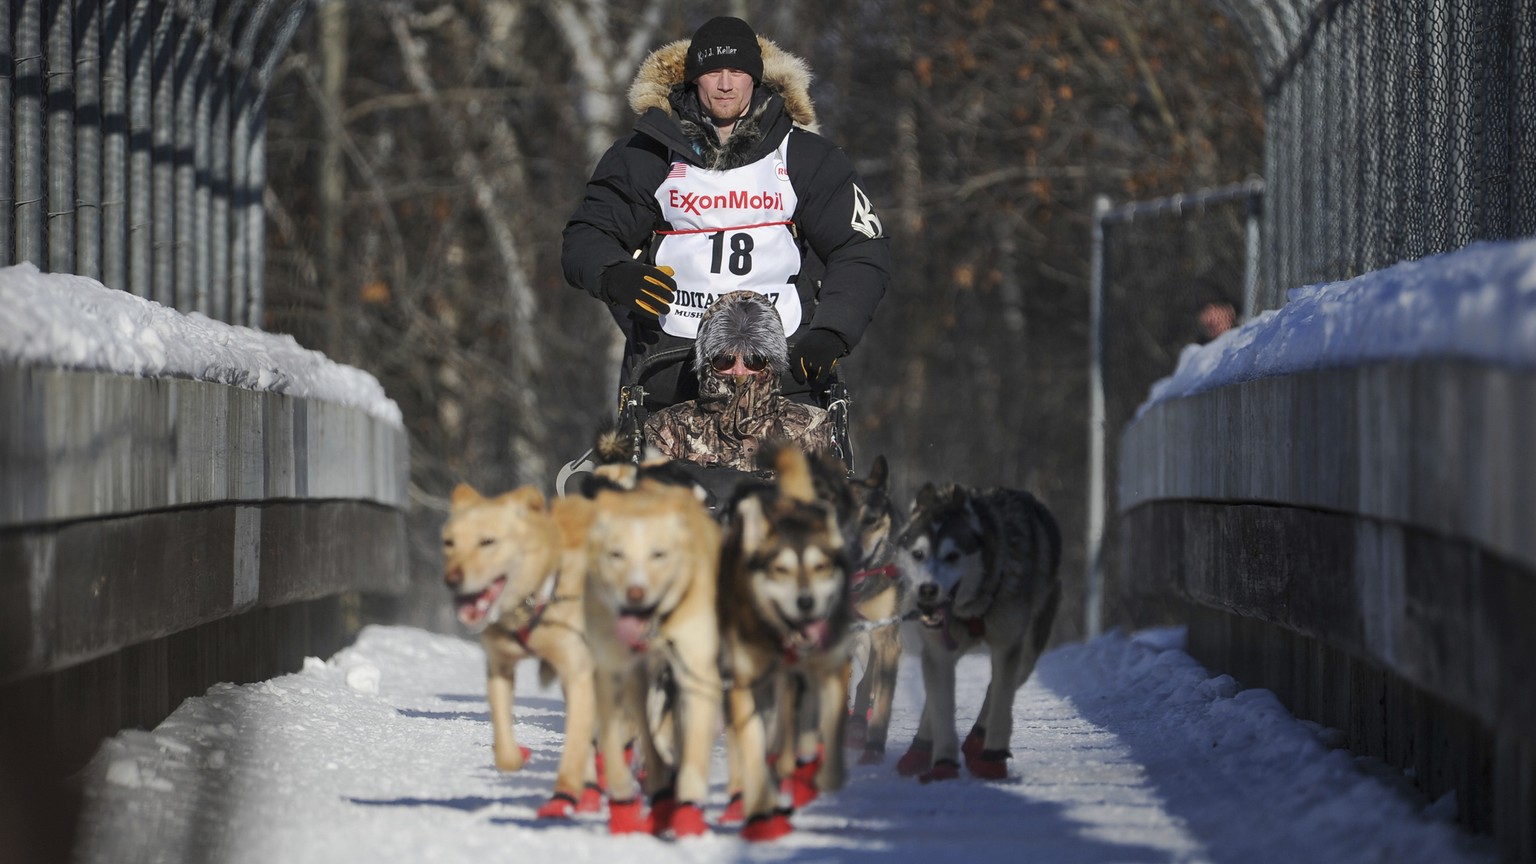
[647,788,677,836]
[719,792,745,825]
[607,798,652,835]
[919,758,961,784]
[669,803,708,838]
[578,783,603,813]
[961,726,986,761]
[965,748,1010,781]
[535,792,578,819]
[741,810,794,842]
[786,754,822,808]
[895,737,933,777]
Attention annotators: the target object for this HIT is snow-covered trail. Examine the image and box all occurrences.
[71,625,1493,863]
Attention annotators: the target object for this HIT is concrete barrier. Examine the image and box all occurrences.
[1120,361,1535,860]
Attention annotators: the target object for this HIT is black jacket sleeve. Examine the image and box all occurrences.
[561,130,672,302]
[785,128,892,351]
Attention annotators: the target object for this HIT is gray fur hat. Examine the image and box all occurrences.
[693,290,789,378]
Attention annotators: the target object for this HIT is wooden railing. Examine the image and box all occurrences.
[1120,359,1535,861]
[0,361,409,778]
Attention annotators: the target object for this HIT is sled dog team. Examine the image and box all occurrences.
[440,439,1061,841]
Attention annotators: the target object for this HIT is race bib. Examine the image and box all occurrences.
[652,140,801,339]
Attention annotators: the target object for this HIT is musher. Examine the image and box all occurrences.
[561,15,892,413]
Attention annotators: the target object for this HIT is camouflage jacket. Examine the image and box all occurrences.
[644,369,833,472]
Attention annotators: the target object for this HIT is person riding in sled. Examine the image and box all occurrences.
[644,290,833,479]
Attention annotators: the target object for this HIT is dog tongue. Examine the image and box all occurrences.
[800,619,830,649]
[615,614,650,650]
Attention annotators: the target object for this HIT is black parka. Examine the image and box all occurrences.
[561,37,891,408]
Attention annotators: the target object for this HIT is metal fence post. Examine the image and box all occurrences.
[0,0,12,264]
[1242,182,1263,322]
[1086,194,1110,640]
[15,0,46,266]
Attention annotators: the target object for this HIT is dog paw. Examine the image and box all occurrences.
[961,728,986,761]
[606,798,652,835]
[495,744,533,772]
[965,748,1010,780]
[741,811,794,842]
[784,755,821,808]
[844,713,869,750]
[918,759,961,784]
[894,738,933,777]
[578,784,603,813]
[647,788,677,836]
[535,792,578,819]
[857,746,886,766]
[669,803,708,838]
[719,792,744,825]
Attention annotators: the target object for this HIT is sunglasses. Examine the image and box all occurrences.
[709,353,771,373]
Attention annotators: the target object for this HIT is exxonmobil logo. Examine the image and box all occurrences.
[668,189,784,216]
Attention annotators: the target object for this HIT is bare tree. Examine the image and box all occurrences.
[261,0,1263,634]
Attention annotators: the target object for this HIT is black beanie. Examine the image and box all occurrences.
[684,16,763,85]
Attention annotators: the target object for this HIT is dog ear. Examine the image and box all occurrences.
[450,482,483,507]
[499,485,546,511]
[773,446,816,503]
[913,481,939,512]
[864,454,889,490]
[735,495,769,552]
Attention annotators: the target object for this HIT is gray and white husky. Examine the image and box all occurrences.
[892,483,1061,782]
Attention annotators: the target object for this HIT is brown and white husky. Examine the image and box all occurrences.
[718,445,856,841]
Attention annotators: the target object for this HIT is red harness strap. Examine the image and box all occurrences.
[508,601,548,651]
[850,563,898,592]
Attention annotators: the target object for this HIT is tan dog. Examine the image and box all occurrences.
[842,455,908,765]
[583,479,721,838]
[719,446,856,842]
[892,483,1062,782]
[441,484,598,818]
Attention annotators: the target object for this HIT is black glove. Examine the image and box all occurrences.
[789,329,847,385]
[600,261,676,320]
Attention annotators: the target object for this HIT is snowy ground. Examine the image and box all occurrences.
[71,625,1493,863]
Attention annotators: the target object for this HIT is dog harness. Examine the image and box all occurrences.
[493,572,568,651]
[849,562,898,592]
[651,137,802,339]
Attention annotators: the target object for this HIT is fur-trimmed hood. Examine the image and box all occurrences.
[628,37,819,134]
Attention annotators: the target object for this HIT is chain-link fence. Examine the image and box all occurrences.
[1088,183,1262,635]
[1,0,313,326]
[1216,0,1536,309]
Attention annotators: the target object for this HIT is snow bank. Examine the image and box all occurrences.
[0,262,402,426]
[1141,238,1536,416]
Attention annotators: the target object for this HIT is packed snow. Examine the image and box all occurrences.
[1141,237,1536,415]
[71,625,1493,863]
[0,262,401,426]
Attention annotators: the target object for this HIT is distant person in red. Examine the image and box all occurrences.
[1197,300,1237,343]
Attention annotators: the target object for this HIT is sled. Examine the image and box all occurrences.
[556,345,854,498]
